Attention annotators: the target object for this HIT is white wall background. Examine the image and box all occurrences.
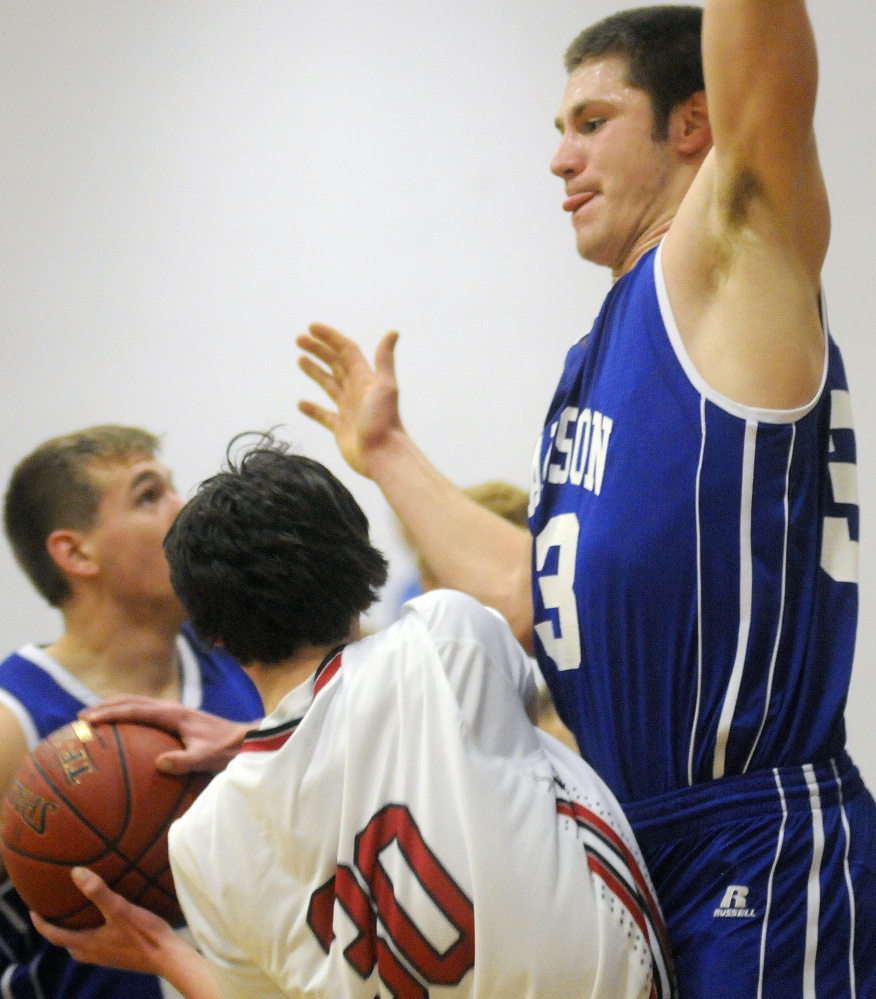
[1,2,874,785]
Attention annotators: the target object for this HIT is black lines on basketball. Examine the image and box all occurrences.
[0,721,210,928]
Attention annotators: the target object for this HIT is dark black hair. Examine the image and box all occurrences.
[565,6,704,139]
[163,434,388,665]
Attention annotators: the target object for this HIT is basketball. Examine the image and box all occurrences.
[0,719,210,929]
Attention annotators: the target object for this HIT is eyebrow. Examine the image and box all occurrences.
[555,100,601,132]
[129,469,164,492]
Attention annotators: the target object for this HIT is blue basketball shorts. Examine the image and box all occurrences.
[625,753,876,998]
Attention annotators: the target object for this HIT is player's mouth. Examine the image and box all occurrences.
[563,191,596,214]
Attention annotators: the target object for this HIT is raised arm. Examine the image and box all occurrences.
[297,324,533,646]
[663,0,829,410]
[704,0,826,253]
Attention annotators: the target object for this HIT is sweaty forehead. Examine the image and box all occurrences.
[555,56,647,125]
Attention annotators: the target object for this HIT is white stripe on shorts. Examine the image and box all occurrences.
[758,771,788,999]
[831,758,857,998]
[803,764,825,999]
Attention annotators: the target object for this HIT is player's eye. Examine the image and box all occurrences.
[581,118,606,134]
[136,486,162,505]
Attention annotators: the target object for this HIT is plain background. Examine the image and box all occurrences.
[1,1,874,786]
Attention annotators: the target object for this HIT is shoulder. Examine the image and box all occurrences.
[0,647,71,748]
[179,624,263,721]
[396,590,537,717]
[0,647,32,677]
[400,588,513,643]
[396,589,530,672]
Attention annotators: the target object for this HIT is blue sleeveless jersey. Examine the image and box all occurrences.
[529,244,859,805]
[0,624,263,999]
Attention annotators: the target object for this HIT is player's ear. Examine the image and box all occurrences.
[46,529,100,581]
[670,90,711,157]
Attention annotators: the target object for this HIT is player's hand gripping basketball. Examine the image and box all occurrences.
[81,697,251,775]
[297,323,403,479]
[32,868,221,999]
[31,867,178,974]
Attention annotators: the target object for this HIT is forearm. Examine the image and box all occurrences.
[368,428,534,646]
[155,938,222,999]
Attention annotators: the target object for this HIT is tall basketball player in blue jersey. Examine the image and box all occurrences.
[297,3,876,995]
[0,426,263,999]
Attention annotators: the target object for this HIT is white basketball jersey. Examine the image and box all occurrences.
[170,590,674,999]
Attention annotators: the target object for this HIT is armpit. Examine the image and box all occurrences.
[719,168,764,229]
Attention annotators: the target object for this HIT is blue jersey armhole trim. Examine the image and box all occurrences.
[653,241,828,425]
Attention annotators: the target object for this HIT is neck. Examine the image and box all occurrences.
[246,619,362,715]
[612,216,674,281]
[48,594,185,701]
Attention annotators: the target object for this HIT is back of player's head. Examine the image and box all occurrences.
[4,425,160,607]
[565,6,704,139]
[462,481,529,528]
[164,434,388,665]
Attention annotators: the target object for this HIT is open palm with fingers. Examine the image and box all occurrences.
[297,323,404,478]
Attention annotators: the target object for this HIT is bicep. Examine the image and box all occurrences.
[0,704,30,798]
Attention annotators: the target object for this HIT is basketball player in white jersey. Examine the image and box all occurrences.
[295,4,876,995]
[34,435,674,999]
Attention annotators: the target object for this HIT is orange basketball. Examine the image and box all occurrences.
[0,720,210,928]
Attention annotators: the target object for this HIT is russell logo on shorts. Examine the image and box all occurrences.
[714,885,757,918]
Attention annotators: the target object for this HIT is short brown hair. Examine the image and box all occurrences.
[462,481,529,528]
[564,6,704,140]
[4,425,160,606]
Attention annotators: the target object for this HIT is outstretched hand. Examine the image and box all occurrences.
[297,323,403,478]
[32,869,220,999]
[80,696,254,775]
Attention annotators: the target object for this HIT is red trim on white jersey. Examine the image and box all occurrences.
[239,724,301,754]
[556,793,674,999]
[241,649,345,755]
[313,650,343,698]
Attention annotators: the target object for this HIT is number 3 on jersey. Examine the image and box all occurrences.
[534,513,582,671]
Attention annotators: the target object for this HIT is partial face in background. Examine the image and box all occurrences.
[80,454,185,607]
[550,55,675,272]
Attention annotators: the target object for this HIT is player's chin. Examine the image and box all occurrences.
[573,228,617,269]
[574,234,605,265]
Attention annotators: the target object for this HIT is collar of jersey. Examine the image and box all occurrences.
[240,645,345,754]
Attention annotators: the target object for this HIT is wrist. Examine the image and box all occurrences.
[362,425,413,483]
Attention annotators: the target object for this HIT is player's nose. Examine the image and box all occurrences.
[550,132,582,178]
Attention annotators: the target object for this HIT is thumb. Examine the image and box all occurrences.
[155,750,191,775]
[374,330,399,379]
